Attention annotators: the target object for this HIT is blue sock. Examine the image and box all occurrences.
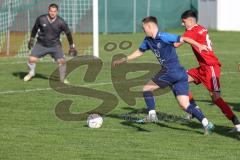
[189,101,197,119]
[185,104,205,122]
[143,91,155,111]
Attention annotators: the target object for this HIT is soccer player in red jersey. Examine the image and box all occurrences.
[174,10,240,132]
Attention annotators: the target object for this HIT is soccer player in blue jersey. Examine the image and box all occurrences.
[113,16,214,135]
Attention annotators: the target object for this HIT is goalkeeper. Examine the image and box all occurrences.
[24,3,77,83]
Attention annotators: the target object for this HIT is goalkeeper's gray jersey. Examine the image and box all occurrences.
[31,14,70,47]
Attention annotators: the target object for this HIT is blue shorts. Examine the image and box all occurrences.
[152,67,189,96]
[31,42,64,60]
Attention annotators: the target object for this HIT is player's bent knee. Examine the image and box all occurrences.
[179,104,188,110]
[143,81,159,92]
[57,58,65,65]
[176,95,190,109]
[143,85,157,92]
[29,56,38,63]
[178,100,189,109]
[143,85,151,92]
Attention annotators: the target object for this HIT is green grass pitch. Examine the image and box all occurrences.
[0,30,240,160]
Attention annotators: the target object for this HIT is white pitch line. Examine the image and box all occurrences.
[0,58,61,65]
[0,60,53,65]
[0,52,202,65]
[0,71,238,95]
[221,71,239,75]
[0,57,74,65]
[0,78,149,95]
[0,87,52,94]
[0,81,117,95]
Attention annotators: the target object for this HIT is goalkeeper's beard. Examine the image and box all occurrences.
[48,14,56,20]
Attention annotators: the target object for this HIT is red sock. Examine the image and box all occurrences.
[188,91,193,101]
[214,98,234,120]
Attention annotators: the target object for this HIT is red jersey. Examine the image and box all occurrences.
[183,24,221,66]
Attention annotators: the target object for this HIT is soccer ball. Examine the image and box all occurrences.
[87,114,103,128]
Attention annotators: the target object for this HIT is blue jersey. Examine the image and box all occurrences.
[139,32,181,69]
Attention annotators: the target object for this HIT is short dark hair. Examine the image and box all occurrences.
[142,16,158,25]
[49,3,58,10]
[181,10,197,19]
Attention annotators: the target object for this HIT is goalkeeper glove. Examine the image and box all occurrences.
[68,44,78,57]
[28,37,34,50]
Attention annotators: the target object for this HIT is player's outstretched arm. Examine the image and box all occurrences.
[180,36,209,53]
[173,42,184,48]
[112,49,144,67]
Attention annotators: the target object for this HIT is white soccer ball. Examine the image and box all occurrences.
[87,114,103,128]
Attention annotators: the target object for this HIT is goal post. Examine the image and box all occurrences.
[93,0,99,58]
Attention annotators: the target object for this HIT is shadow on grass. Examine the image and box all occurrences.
[106,107,200,134]
[106,108,151,132]
[106,106,240,140]
[12,71,49,80]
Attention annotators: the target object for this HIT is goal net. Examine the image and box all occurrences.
[0,0,99,57]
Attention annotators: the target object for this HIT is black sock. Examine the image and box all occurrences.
[231,114,240,125]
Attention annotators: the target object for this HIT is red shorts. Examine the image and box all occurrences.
[187,65,221,92]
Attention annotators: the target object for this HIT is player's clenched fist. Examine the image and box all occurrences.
[112,57,127,67]
[68,44,78,57]
[28,37,34,50]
